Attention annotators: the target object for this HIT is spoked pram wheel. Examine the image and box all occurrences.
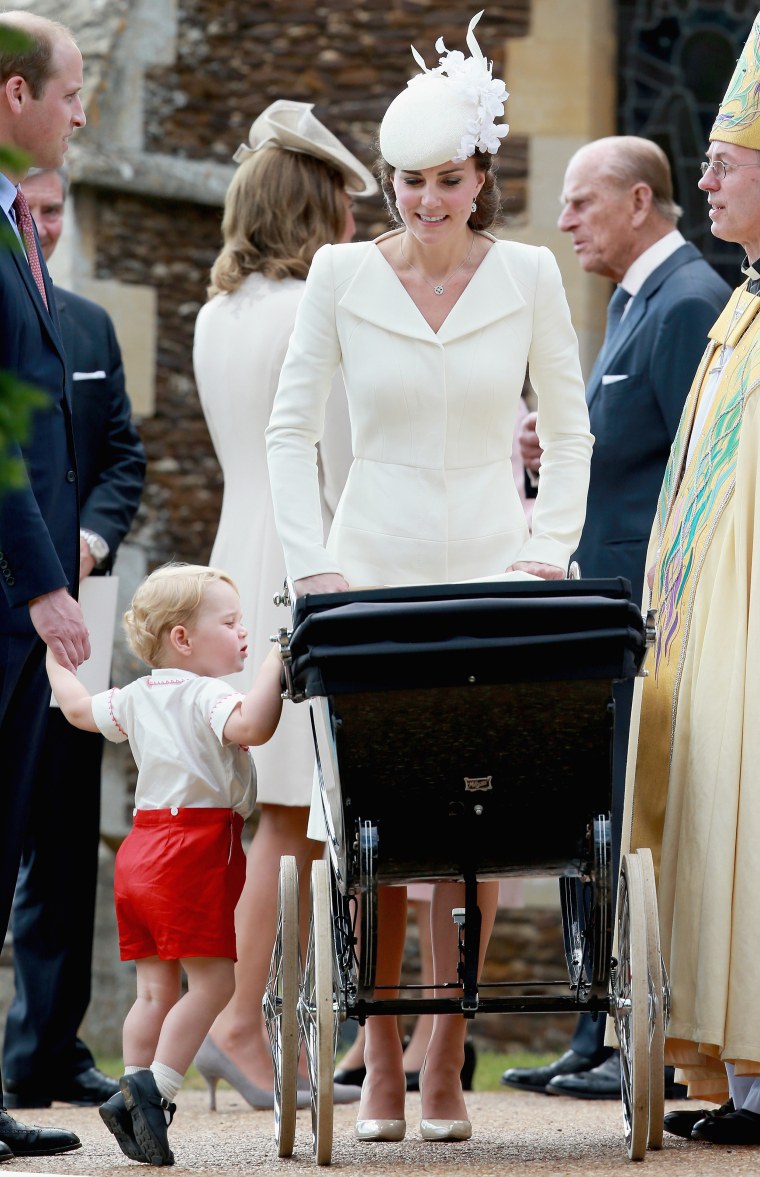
[299,859,336,1165]
[263,855,300,1158]
[614,852,649,1161]
[636,847,666,1150]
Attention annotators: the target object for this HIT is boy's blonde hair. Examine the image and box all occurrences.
[123,563,239,667]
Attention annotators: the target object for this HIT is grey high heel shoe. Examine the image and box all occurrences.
[194,1035,310,1112]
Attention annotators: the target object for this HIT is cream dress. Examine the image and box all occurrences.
[194,272,352,807]
[266,233,594,834]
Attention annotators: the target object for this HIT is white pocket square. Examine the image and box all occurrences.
[601,374,628,385]
[73,370,106,380]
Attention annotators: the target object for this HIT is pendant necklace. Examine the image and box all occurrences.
[400,231,475,296]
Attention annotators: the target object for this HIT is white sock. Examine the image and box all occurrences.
[738,1076,760,1116]
[123,1065,149,1075]
[725,1061,757,1111]
[151,1061,184,1105]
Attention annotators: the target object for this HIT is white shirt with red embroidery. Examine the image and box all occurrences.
[91,668,256,816]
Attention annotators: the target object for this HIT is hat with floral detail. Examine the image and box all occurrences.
[710,10,760,150]
[379,10,509,171]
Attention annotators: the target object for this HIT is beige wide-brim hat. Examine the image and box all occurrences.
[233,99,377,198]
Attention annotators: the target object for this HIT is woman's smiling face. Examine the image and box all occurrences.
[392,157,484,244]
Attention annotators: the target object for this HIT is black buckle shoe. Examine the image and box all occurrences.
[99,1091,145,1162]
[0,1108,81,1157]
[692,1109,760,1145]
[664,1098,733,1139]
[120,1073,175,1166]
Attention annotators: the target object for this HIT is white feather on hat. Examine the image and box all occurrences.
[380,11,509,171]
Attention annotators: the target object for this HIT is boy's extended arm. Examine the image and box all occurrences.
[223,645,284,747]
[46,648,100,733]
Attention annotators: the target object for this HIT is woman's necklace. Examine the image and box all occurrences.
[400,231,475,296]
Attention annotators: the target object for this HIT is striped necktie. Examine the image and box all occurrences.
[12,189,49,310]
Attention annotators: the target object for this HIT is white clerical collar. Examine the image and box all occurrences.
[741,256,760,281]
[620,229,686,297]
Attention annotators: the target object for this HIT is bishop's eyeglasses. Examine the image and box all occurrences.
[700,159,760,180]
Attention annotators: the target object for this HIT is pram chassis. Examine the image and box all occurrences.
[263,579,665,1165]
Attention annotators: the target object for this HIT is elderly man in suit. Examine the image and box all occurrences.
[2,166,146,1111]
[502,135,730,1099]
[0,10,89,1160]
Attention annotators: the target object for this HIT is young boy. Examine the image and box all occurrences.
[47,563,284,1165]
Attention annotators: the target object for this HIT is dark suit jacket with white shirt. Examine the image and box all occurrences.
[55,286,146,564]
[0,204,79,635]
[573,242,731,603]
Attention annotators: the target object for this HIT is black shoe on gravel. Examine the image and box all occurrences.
[119,1073,175,1166]
[99,1090,145,1162]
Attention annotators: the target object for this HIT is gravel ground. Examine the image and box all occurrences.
[2,1090,758,1177]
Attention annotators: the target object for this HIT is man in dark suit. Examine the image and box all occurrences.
[502,136,730,1099]
[2,166,146,1110]
[0,11,89,1160]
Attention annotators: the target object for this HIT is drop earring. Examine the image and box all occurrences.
[471,201,478,213]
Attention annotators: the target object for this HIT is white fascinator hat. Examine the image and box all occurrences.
[234,99,377,198]
[380,10,509,171]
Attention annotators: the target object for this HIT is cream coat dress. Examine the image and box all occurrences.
[194,272,352,807]
[266,232,593,586]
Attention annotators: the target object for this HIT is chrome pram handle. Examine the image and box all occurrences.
[272,578,305,702]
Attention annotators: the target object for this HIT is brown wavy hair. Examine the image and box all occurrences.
[208,147,348,296]
[377,148,501,233]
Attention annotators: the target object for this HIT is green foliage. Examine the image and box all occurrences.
[0,21,48,496]
[0,371,50,492]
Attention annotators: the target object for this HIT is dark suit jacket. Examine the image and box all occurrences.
[573,243,731,602]
[0,208,79,636]
[55,287,145,568]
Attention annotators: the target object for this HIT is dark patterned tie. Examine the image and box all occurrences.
[600,284,629,357]
[12,188,49,310]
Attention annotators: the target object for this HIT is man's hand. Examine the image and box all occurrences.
[29,588,90,672]
[294,573,349,597]
[519,410,543,473]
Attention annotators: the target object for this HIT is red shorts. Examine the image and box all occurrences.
[114,808,246,962]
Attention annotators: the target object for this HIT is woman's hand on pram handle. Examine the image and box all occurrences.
[506,560,565,580]
[294,573,350,597]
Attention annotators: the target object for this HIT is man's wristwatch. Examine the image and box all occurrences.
[80,528,110,567]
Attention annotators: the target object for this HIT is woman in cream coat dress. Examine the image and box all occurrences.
[192,101,376,1108]
[267,14,593,1144]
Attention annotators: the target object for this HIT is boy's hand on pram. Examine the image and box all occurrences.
[294,573,349,597]
[506,560,565,580]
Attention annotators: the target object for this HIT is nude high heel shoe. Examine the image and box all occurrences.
[418,1059,472,1142]
[194,1035,310,1111]
[355,1118,406,1142]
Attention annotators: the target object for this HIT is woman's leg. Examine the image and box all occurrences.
[357,885,408,1121]
[402,899,434,1072]
[420,880,498,1121]
[122,957,182,1067]
[338,1023,365,1072]
[207,803,323,1087]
